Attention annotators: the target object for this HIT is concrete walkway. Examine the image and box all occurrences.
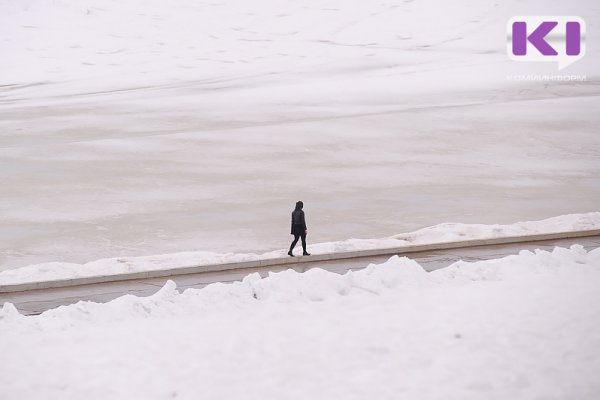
[2,232,599,315]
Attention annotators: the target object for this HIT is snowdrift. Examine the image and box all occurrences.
[2,244,598,325]
[1,244,599,399]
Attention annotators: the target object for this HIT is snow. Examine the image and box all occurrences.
[1,0,600,271]
[390,211,600,244]
[2,4,599,396]
[1,211,599,286]
[1,245,600,399]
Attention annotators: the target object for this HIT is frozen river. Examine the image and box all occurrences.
[1,0,599,271]
[2,81,599,271]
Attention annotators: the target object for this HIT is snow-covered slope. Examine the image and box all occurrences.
[2,245,599,399]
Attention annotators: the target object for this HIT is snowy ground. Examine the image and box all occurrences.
[1,0,599,271]
[2,245,600,399]
[2,2,599,397]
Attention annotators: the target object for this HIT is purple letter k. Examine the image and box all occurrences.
[512,21,558,56]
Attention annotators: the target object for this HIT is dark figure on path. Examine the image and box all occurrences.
[288,201,310,257]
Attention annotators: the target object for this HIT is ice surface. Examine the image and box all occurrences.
[1,0,599,270]
[1,246,600,398]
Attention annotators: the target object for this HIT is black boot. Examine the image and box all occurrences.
[303,251,311,256]
[288,250,294,257]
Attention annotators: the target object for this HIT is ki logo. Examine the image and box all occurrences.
[507,16,586,70]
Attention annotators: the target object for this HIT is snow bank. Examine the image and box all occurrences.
[433,244,600,282]
[0,212,598,286]
[1,244,598,324]
[391,211,600,244]
[1,245,599,399]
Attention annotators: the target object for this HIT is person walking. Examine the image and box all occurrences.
[288,201,310,257]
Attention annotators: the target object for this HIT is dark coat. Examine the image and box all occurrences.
[291,209,307,235]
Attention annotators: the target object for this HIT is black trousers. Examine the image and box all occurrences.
[289,232,307,253]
